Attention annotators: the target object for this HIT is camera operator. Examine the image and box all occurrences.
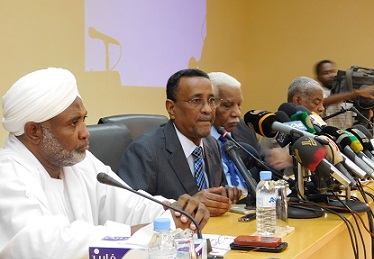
[315,60,374,129]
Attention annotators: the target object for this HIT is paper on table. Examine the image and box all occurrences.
[203,234,236,256]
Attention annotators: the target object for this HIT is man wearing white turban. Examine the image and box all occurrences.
[0,68,209,258]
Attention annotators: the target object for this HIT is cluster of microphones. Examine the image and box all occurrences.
[243,103,374,195]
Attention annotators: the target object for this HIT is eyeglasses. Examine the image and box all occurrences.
[179,97,222,109]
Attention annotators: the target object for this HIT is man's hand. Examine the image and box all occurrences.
[193,186,232,216]
[170,194,210,232]
[264,147,293,171]
[224,186,242,203]
[356,85,374,99]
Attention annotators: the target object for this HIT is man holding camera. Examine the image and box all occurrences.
[315,60,374,128]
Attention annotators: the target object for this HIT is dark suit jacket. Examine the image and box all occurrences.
[117,120,226,200]
[231,119,260,153]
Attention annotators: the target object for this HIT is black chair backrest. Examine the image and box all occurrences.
[87,123,132,173]
[98,114,168,140]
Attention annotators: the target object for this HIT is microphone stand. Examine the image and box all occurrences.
[349,106,374,130]
[97,173,204,239]
[322,107,351,121]
[223,140,257,207]
[287,161,324,219]
[217,127,295,187]
[322,106,374,133]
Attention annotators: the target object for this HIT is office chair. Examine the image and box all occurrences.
[87,123,132,173]
[98,113,168,140]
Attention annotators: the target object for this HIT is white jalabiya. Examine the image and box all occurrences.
[0,135,170,259]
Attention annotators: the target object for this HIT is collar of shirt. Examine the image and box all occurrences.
[211,126,231,142]
[173,122,204,158]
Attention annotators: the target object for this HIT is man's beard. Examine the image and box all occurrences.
[40,124,86,167]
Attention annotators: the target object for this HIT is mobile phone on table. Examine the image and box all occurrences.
[238,213,256,222]
[234,235,281,247]
[230,242,288,253]
[230,235,287,253]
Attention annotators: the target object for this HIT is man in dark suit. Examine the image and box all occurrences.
[209,72,261,192]
[118,69,241,216]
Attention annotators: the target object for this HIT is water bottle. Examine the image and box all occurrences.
[274,179,289,229]
[148,218,177,259]
[256,171,276,236]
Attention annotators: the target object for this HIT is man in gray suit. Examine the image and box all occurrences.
[118,69,241,216]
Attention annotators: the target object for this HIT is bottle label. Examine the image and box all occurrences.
[257,194,276,207]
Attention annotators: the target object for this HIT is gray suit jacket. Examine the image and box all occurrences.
[117,120,226,200]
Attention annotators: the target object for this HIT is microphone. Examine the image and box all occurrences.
[317,135,367,180]
[290,111,316,133]
[274,110,307,147]
[322,107,350,121]
[320,126,374,179]
[316,135,356,186]
[278,103,323,133]
[88,27,120,45]
[352,124,374,153]
[217,126,295,185]
[291,136,352,188]
[277,103,312,120]
[346,127,374,160]
[96,172,203,239]
[309,112,327,131]
[349,106,374,129]
[324,126,374,169]
[244,110,328,145]
[223,140,258,199]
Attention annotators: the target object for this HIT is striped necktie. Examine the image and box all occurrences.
[192,146,207,191]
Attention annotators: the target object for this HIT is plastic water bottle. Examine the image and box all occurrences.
[148,218,177,259]
[256,171,276,236]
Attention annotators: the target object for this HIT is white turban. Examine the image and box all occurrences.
[2,67,81,136]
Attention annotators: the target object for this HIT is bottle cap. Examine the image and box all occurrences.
[153,217,171,231]
[259,170,272,180]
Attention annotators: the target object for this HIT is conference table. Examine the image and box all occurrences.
[203,182,374,259]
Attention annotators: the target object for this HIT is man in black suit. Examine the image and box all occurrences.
[208,72,261,192]
[118,69,241,216]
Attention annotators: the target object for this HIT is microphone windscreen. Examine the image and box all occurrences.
[237,142,259,169]
[344,130,363,153]
[217,126,227,137]
[317,135,344,164]
[353,124,373,139]
[295,105,311,114]
[291,136,327,171]
[278,102,298,118]
[273,111,293,147]
[290,111,316,133]
[275,110,291,122]
[320,126,351,148]
[244,110,277,137]
[346,127,372,151]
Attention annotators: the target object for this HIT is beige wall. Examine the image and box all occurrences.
[1,1,374,144]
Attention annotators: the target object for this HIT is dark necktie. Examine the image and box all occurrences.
[219,136,240,186]
[192,147,207,191]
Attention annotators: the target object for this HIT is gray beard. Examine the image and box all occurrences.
[40,124,86,167]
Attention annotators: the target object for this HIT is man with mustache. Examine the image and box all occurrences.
[208,72,261,191]
[118,69,242,216]
[0,68,209,258]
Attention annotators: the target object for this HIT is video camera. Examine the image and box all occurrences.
[331,66,374,126]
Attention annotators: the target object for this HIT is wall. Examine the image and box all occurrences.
[0,1,373,144]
